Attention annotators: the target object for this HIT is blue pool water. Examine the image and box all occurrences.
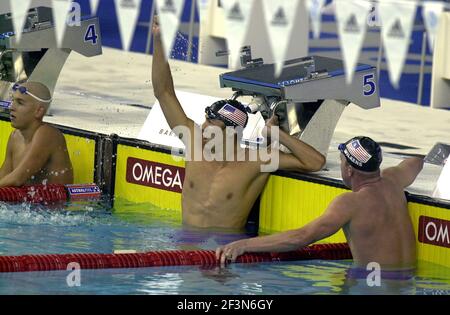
[0,201,449,295]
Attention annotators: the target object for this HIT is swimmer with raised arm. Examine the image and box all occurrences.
[151,17,325,230]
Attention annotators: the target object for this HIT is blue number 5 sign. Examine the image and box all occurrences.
[363,74,376,97]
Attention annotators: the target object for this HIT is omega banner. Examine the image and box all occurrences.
[126,157,185,193]
[418,216,450,249]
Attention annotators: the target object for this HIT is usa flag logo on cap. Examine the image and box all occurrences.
[346,140,372,164]
[218,104,247,127]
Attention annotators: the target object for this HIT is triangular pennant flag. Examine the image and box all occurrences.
[423,1,445,52]
[379,0,417,88]
[221,0,254,69]
[335,0,371,84]
[197,0,211,23]
[115,0,142,51]
[52,0,72,47]
[90,0,101,15]
[10,0,32,44]
[321,0,335,15]
[262,0,299,77]
[155,0,185,59]
[367,2,381,28]
[306,0,326,39]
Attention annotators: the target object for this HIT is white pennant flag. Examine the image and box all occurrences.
[433,159,450,200]
[379,0,417,88]
[262,0,299,77]
[321,0,335,15]
[155,0,185,59]
[335,0,371,84]
[52,0,72,47]
[423,1,445,52]
[115,0,142,51]
[306,0,326,39]
[10,0,32,44]
[90,0,101,15]
[197,0,210,23]
[221,0,254,69]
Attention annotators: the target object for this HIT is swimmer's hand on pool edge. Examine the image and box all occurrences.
[216,240,249,266]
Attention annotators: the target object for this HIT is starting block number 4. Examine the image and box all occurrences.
[84,24,99,45]
[363,74,376,97]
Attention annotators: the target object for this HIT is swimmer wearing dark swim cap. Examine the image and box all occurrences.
[338,136,382,172]
[205,99,250,129]
[152,18,326,230]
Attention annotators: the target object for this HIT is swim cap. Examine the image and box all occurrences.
[338,136,382,172]
[205,99,249,128]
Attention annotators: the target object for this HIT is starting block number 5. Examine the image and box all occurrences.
[84,24,98,45]
[363,74,376,97]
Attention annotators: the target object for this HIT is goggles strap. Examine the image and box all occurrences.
[13,84,53,103]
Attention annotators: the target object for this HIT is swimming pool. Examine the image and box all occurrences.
[0,201,449,295]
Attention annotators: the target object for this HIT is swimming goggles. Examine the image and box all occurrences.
[205,106,219,120]
[12,83,53,103]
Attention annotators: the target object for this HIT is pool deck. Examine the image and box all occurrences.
[44,47,450,200]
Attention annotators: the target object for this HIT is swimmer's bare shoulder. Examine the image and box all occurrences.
[323,193,359,231]
[9,128,20,143]
[1,124,71,186]
[8,125,65,154]
[29,125,71,172]
[34,124,66,150]
[330,192,357,211]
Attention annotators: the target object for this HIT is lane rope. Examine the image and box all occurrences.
[0,243,351,273]
[0,184,100,203]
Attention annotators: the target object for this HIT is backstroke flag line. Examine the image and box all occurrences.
[52,0,72,47]
[115,0,142,51]
[306,0,326,39]
[155,0,185,60]
[221,0,254,69]
[10,0,32,43]
[335,0,371,84]
[379,0,417,88]
[262,0,299,77]
[422,1,445,52]
[89,0,101,15]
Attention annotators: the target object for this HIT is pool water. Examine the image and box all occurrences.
[0,201,449,295]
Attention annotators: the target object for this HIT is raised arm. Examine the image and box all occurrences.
[216,194,353,264]
[0,133,14,180]
[265,115,325,172]
[382,157,424,188]
[152,17,194,133]
[0,127,53,187]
